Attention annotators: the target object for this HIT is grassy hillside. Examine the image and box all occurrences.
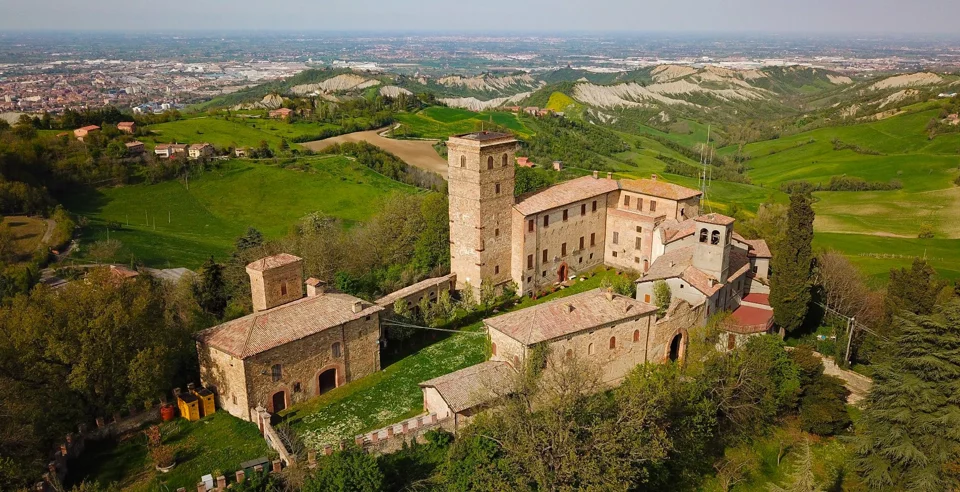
[62,156,417,268]
[394,107,531,139]
[141,116,346,149]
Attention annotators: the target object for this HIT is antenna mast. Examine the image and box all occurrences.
[699,125,712,213]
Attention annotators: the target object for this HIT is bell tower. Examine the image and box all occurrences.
[446,132,518,292]
[692,213,735,283]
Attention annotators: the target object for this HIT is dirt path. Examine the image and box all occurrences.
[301,130,449,178]
[40,218,56,245]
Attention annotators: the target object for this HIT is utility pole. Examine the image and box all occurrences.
[845,317,855,366]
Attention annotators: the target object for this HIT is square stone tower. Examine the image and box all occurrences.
[246,253,304,312]
[692,213,735,283]
[447,132,519,292]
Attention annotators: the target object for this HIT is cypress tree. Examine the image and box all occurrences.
[852,300,960,491]
[770,192,814,333]
[194,256,228,319]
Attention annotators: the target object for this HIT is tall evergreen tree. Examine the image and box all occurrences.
[852,300,960,491]
[770,192,814,333]
[194,257,228,319]
[886,257,941,316]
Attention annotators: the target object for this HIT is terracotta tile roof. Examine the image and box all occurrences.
[246,253,301,272]
[485,288,656,345]
[620,178,701,200]
[419,360,516,413]
[155,143,171,150]
[514,176,619,216]
[117,121,135,128]
[195,292,383,359]
[741,238,771,258]
[742,293,770,306]
[375,274,456,307]
[695,213,735,226]
[640,246,752,296]
[727,304,774,334]
[76,125,100,132]
[661,218,698,243]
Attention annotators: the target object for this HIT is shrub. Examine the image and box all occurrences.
[798,375,851,436]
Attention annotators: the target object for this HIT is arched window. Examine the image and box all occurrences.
[502,154,508,167]
[460,155,466,168]
[271,364,282,382]
[699,228,708,243]
[711,230,720,245]
[491,342,498,356]
[633,329,640,343]
[565,348,573,359]
[609,337,616,350]
[331,342,342,358]
[587,343,595,355]
[487,156,494,169]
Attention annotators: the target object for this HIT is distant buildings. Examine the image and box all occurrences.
[125,141,145,154]
[154,143,187,158]
[117,121,136,134]
[269,108,293,119]
[73,125,100,141]
[188,143,214,159]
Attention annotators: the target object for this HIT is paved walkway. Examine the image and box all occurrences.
[814,351,873,404]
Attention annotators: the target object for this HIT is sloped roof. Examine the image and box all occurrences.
[485,288,656,345]
[695,213,735,226]
[741,238,771,258]
[514,176,619,216]
[639,246,752,296]
[375,274,456,307]
[620,178,701,200]
[246,253,301,272]
[419,360,516,413]
[661,218,698,243]
[195,292,383,359]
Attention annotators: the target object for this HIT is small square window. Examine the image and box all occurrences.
[634,257,640,263]
[589,253,594,259]
[293,382,302,393]
[612,251,618,258]
[527,276,532,283]
[579,257,583,264]
[635,226,642,233]
[542,270,547,277]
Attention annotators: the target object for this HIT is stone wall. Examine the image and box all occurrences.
[375,274,457,318]
[604,206,658,273]
[198,344,250,420]
[254,408,297,466]
[648,300,706,362]
[247,259,303,312]
[512,192,611,296]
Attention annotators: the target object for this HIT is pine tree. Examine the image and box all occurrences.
[194,257,228,319]
[770,192,814,333]
[852,300,960,491]
[769,438,820,492]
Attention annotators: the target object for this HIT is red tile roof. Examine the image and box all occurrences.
[195,292,383,359]
[727,305,774,334]
[695,213,735,226]
[620,178,701,200]
[485,288,656,345]
[640,246,751,296]
[742,293,770,305]
[514,176,619,216]
[245,253,301,272]
[419,360,516,413]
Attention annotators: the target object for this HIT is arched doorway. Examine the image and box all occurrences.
[271,391,286,413]
[557,263,569,283]
[318,368,337,395]
[668,334,683,362]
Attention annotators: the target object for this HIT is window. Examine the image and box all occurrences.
[460,155,466,168]
[635,237,642,250]
[561,243,567,256]
[644,294,651,303]
[528,219,534,232]
[581,204,586,215]
[495,228,500,237]
[612,251,618,258]
[590,233,596,246]
[680,207,685,218]
[728,334,736,350]
[711,230,720,245]
[293,382,302,393]
[636,226,642,233]
[592,200,597,212]
[543,215,549,227]
[502,154,508,167]
[633,330,640,343]
[495,183,501,194]
[579,236,585,250]
[643,259,649,271]
[650,200,657,212]
[543,249,549,262]
[280,282,287,296]
[487,156,494,169]
[271,364,282,382]
[495,265,500,275]
[624,195,631,207]
[609,337,616,349]
[637,198,643,211]
[699,228,708,243]
[587,343,595,355]
[542,270,547,277]
[635,257,640,263]
[527,276,532,283]
[491,343,498,356]
[332,342,342,358]
[527,254,534,269]
[579,257,583,264]
[563,209,568,221]
[613,231,619,244]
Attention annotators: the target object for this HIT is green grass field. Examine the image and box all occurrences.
[141,116,344,150]
[394,107,531,139]
[281,268,621,450]
[62,156,417,268]
[544,92,580,113]
[66,413,270,491]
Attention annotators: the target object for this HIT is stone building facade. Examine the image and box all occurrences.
[196,254,383,421]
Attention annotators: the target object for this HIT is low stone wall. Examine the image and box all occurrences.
[305,412,454,464]
[254,407,297,467]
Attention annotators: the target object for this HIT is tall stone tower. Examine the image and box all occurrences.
[246,253,304,312]
[447,132,519,292]
[692,213,735,283]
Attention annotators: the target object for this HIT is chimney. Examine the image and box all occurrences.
[651,174,658,181]
[305,278,325,297]
[606,172,613,179]
[604,288,614,301]
[352,300,363,314]
[709,278,717,287]
[592,170,598,179]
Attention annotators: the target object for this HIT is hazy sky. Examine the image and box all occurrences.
[2,0,960,34]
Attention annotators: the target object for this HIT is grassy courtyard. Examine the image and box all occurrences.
[66,413,270,492]
[280,268,624,449]
[61,156,417,268]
